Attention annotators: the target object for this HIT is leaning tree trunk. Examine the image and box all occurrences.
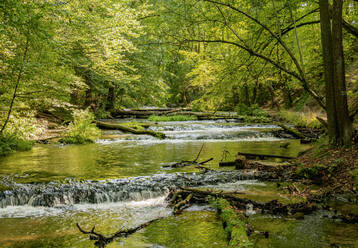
[319,0,353,146]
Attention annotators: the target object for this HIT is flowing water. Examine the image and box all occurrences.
[0,120,357,247]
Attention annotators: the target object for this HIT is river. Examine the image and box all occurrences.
[0,120,357,247]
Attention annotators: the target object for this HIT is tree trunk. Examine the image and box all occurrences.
[232,86,239,106]
[243,84,250,106]
[106,85,116,112]
[331,0,353,146]
[85,88,93,107]
[252,80,258,104]
[0,37,29,135]
[319,0,353,146]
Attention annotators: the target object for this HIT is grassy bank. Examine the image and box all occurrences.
[277,110,322,128]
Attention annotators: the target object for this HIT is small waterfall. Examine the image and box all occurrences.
[0,171,267,209]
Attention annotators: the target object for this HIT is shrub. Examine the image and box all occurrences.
[62,109,101,144]
[0,134,33,156]
[0,111,38,156]
[296,164,325,182]
[0,111,43,140]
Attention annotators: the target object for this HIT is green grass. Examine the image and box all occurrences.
[277,110,322,128]
[148,115,198,122]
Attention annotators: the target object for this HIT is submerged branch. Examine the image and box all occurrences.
[77,218,163,248]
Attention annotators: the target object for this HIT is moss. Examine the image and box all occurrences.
[120,121,146,130]
[214,198,253,248]
[296,163,326,180]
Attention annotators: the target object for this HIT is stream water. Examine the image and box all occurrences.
[0,120,357,247]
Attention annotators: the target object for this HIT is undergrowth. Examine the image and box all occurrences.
[237,104,269,117]
[62,109,101,144]
[277,110,322,128]
[0,134,33,157]
[0,111,38,156]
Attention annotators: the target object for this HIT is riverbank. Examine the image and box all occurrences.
[1,113,357,247]
[295,143,358,196]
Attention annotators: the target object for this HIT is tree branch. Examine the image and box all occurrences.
[201,0,306,82]
[0,36,29,135]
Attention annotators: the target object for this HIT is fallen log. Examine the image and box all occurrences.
[219,161,238,167]
[215,198,253,248]
[173,193,193,214]
[173,187,317,216]
[276,123,305,139]
[95,121,165,139]
[237,152,296,160]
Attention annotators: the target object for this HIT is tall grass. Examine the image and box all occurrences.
[278,110,322,128]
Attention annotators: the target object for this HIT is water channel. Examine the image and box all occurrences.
[0,120,357,247]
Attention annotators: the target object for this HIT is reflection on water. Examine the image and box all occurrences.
[0,121,298,183]
[250,213,358,248]
[0,140,305,183]
[0,209,228,248]
[2,120,350,248]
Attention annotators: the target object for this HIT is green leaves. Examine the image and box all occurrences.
[62,109,101,144]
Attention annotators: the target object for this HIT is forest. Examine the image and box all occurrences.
[0,0,358,247]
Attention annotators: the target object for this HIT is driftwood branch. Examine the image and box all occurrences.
[164,144,213,169]
[168,187,317,217]
[77,218,163,248]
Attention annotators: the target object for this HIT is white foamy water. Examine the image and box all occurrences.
[97,122,282,145]
[199,180,267,191]
[0,195,169,218]
[97,137,282,145]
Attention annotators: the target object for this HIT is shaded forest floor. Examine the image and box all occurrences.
[294,143,358,195]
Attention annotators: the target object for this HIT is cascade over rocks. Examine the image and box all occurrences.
[0,170,269,208]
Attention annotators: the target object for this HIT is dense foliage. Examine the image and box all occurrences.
[0,0,357,147]
[62,109,101,144]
